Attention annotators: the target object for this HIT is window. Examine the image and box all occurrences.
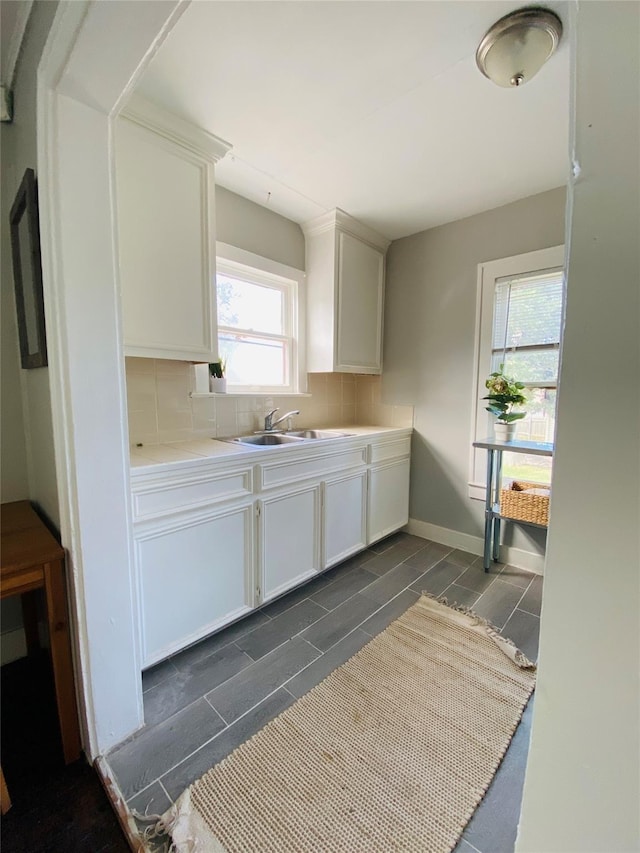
[469,246,564,499]
[215,243,305,394]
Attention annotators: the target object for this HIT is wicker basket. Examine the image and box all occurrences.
[500,481,550,527]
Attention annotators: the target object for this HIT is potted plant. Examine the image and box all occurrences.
[208,359,227,393]
[483,365,526,441]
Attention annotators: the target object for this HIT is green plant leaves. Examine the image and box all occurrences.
[208,359,226,378]
[483,366,527,420]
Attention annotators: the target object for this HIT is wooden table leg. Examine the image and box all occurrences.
[1,766,11,814]
[21,589,41,655]
[43,558,81,764]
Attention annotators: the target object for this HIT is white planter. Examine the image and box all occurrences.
[494,421,517,441]
[209,376,227,394]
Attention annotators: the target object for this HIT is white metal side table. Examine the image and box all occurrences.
[473,438,554,571]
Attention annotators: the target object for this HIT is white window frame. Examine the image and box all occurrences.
[468,245,565,500]
[214,242,307,395]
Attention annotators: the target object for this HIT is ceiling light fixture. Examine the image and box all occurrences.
[476,6,563,88]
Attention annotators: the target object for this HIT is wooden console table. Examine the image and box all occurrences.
[473,438,554,571]
[1,501,81,767]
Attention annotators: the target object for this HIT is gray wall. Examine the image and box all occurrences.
[1,0,59,525]
[383,187,566,554]
[1,0,59,661]
[0,182,29,501]
[215,185,305,270]
[517,2,640,849]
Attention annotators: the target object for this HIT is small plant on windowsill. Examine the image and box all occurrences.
[208,359,227,393]
[483,365,526,441]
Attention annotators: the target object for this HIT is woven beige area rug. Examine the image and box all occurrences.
[151,595,536,853]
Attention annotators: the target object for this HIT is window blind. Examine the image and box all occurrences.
[491,269,564,385]
[492,270,564,351]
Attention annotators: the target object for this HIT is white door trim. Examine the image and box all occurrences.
[36,0,188,757]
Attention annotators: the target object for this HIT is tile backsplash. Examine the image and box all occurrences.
[125,358,413,447]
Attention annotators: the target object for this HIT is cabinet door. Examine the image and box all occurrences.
[116,118,217,361]
[336,232,384,372]
[137,504,253,666]
[323,471,367,568]
[259,484,321,602]
[368,458,411,544]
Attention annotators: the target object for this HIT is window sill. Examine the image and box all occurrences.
[468,482,486,502]
[190,392,313,399]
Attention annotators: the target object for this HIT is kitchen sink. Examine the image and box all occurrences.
[222,433,306,447]
[221,429,354,447]
[287,430,354,440]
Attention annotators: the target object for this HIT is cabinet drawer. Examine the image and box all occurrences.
[369,437,411,464]
[132,467,253,520]
[258,447,367,491]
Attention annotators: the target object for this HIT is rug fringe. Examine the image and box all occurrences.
[419,592,537,670]
[131,809,175,853]
[140,788,227,853]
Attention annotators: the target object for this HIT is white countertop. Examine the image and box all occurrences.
[130,425,411,473]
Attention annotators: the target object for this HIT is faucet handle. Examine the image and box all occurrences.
[264,408,279,430]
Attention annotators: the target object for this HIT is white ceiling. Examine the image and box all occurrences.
[136,1,570,240]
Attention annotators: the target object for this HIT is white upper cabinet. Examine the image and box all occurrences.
[115,97,231,361]
[302,209,390,374]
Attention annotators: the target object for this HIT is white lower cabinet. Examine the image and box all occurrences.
[132,429,412,667]
[258,484,322,602]
[323,471,367,568]
[136,504,253,666]
[368,458,411,544]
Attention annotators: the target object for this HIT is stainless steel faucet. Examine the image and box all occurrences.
[264,408,300,431]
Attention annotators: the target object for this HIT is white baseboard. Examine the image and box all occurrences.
[1,628,27,665]
[406,518,545,575]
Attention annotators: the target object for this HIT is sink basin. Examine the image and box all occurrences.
[223,434,306,447]
[287,430,354,440]
[221,429,354,448]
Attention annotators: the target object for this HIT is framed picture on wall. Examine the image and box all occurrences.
[10,167,48,369]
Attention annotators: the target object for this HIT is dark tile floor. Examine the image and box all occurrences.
[107,533,543,852]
